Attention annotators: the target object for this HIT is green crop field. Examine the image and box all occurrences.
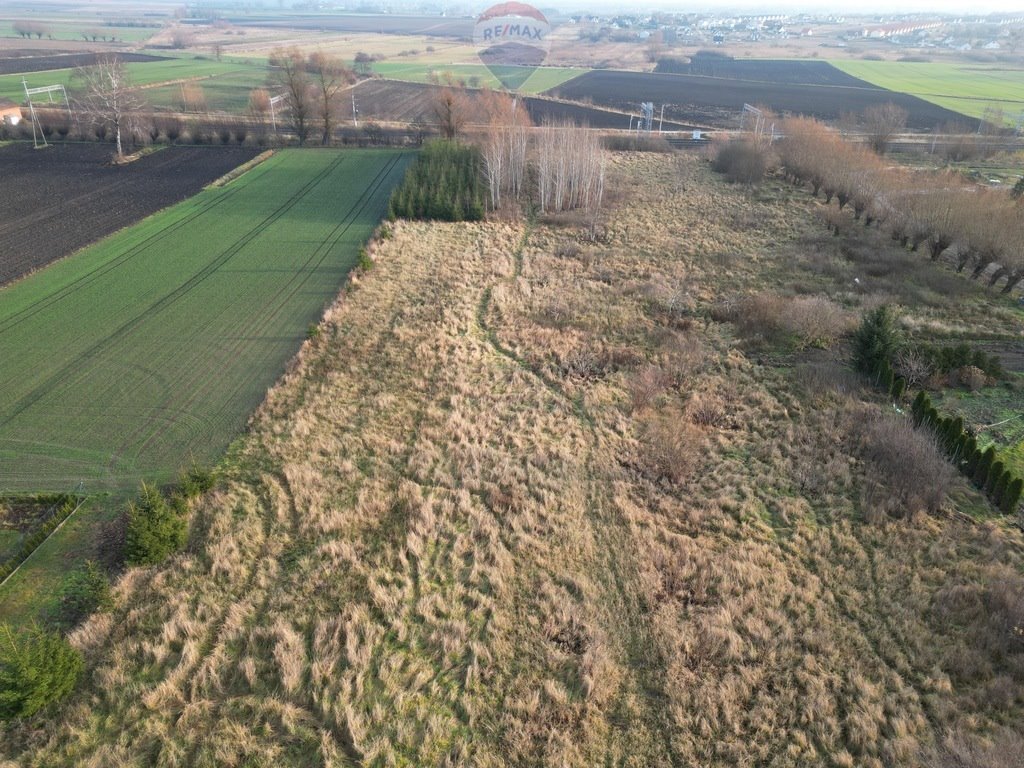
[832,60,1024,122]
[0,20,159,43]
[370,61,584,95]
[141,66,273,112]
[0,148,412,495]
[0,56,270,106]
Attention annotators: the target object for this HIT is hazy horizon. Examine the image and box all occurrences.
[551,2,1024,16]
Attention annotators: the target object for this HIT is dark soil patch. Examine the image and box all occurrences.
[0,52,167,76]
[548,69,967,129]
[352,78,696,130]
[0,143,258,287]
[654,56,884,88]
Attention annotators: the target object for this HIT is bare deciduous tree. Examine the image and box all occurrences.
[432,84,470,141]
[269,48,313,145]
[479,90,531,209]
[863,102,908,155]
[536,120,605,213]
[75,54,145,158]
[248,88,271,140]
[178,82,207,113]
[307,52,353,146]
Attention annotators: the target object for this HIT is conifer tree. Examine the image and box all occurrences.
[1001,477,1023,514]
[124,483,187,567]
[974,446,996,488]
[0,624,82,719]
[987,461,1005,495]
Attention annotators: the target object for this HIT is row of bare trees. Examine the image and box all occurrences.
[13,21,50,39]
[535,121,605,213]
[475,92,605,214]
[54,50,353,156]
[266,48,354,145]
[777,117,1024,294]
[479,92,529,209]
[470,91,605,214]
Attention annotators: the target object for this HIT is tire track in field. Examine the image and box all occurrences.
[105,149,377,468]
[125,152,408,466]
[0,153,347,434]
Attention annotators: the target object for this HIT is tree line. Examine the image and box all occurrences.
[852,305,1023,518]
[776,117,1024,294]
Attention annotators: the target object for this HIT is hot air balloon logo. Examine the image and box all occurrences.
[473,2,551,91]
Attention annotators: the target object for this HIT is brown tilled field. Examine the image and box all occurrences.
[549,69,967,129]
[0,143,258,286]
[2,152,1023,765]
[352,78,695,130]
[0,52,166,76]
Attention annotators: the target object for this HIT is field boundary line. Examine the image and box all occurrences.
[0,495,87,592]
[0,152,347,430]
[206,149,275,188]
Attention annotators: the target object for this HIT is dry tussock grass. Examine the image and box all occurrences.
[4,153,1024,766]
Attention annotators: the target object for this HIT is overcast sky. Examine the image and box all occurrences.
[562,0,1023,13]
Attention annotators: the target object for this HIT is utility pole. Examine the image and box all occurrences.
[23,77,44,148]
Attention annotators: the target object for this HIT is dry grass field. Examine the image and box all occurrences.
[2,153,1023,766]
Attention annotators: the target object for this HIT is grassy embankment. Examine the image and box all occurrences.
[2,152,1022,765]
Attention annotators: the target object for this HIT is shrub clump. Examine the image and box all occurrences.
[58,561,113,627]
[388,140,484,222]
[124,483,187,567]
[731,293,851,349]
[0,624,83,720]
[711,140,768,184]
[853,412,954,519]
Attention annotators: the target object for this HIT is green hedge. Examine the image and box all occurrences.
[911,392,1023,514]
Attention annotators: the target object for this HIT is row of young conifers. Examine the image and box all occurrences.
[772,118,1024,294]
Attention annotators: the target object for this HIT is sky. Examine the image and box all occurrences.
[561,0,1023,13]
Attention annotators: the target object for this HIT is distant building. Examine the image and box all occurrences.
[0,98,22,126]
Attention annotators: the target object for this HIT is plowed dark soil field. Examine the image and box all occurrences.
[0,143,257,286]
[653,57,884,86]
[353,79,695,130]
[0,52,166,76]
[549,69,967,128]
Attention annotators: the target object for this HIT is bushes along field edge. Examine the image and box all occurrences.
[852,307,1023,516]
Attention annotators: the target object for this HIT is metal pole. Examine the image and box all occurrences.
[352,92,357,127]
[659,103,665,133]
[23,78,45,148]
